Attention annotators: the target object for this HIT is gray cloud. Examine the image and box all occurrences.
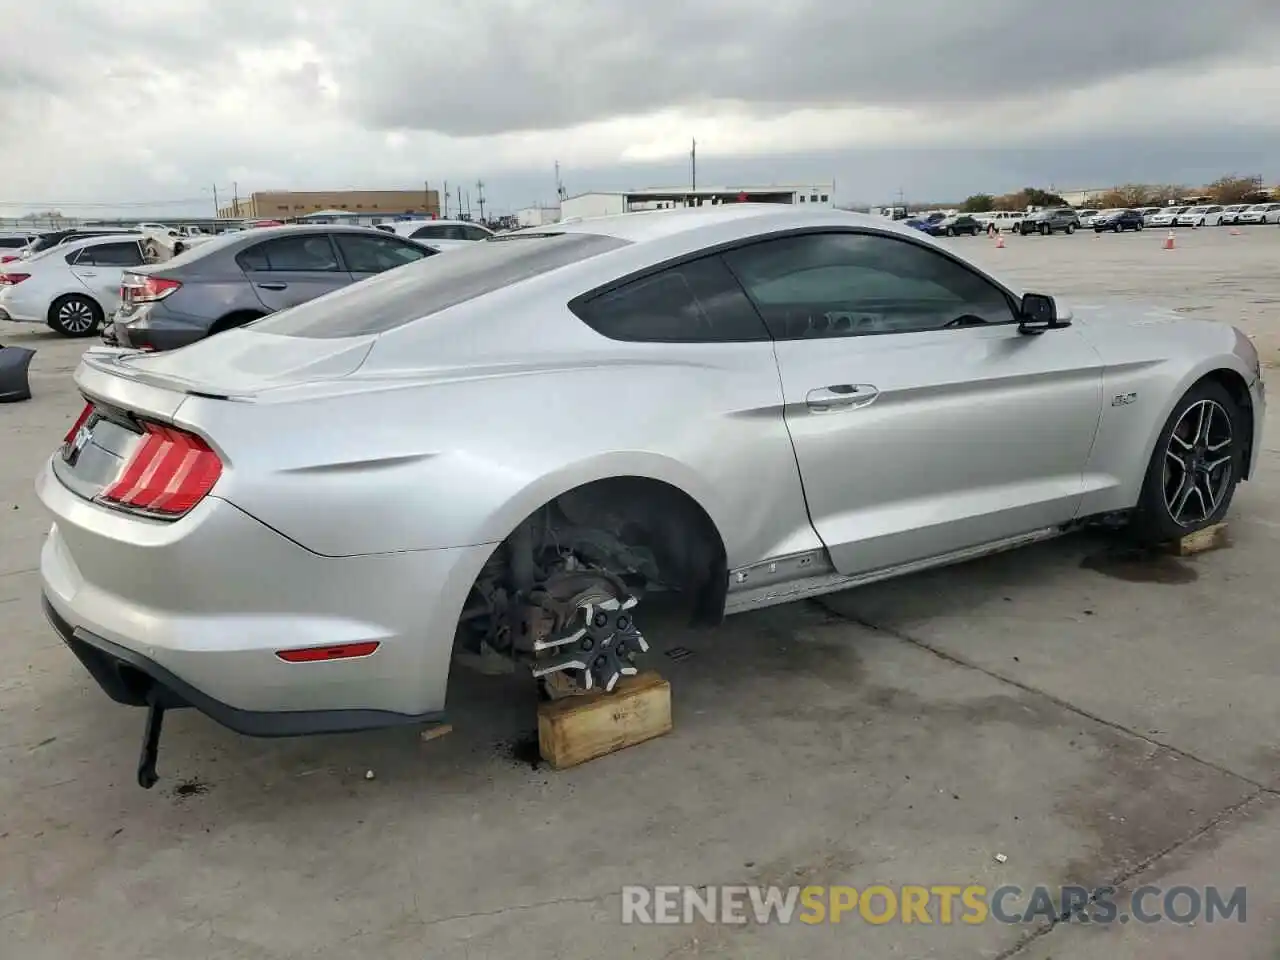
[329,0,1280,135]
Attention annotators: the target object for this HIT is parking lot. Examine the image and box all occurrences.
[2,225,1279,959]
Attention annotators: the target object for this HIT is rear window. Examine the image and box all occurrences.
[248,232,629,339]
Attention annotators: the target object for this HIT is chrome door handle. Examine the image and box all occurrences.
[806,384,878,411]
[256,282,288,291]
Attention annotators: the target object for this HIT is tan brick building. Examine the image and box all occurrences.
[218,189,439,220]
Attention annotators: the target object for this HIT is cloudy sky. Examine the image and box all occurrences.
[3,0,1280,217]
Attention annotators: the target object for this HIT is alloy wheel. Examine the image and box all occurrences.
[58,299,95,334]
[1163,399,1233,527]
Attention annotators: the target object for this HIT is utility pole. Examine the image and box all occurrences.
[232,181,239,218]
[457,185,463,220]
[691,138,697,192]
[424,180,430,216]
[555,161,566,201]
[476,180,486,223]
[212,183,219,216]
[442,181,449,218]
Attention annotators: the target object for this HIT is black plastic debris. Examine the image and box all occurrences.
[0,343,35,403]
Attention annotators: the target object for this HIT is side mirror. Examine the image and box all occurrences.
[1018,292,1068,334]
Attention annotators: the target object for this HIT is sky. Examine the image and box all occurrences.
[2,0,1280,218]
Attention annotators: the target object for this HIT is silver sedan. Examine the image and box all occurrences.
[36,205,1266,786]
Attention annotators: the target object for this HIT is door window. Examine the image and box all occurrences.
[572,255,769,343]
[334,232,433,273]
[71,241,144,267]
[236,235,342,272]
[723,231,1017,339]
[461,225,492,241]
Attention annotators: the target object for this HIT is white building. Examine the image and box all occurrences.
[515,205,561,228]
[560,184,835,221]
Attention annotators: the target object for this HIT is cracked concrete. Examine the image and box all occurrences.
[2,226,1279,958]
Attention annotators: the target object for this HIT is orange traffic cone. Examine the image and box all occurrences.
[995,234,1005,249]
[1163,230,1176,250]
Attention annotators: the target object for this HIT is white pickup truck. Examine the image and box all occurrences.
[138,223,217,260]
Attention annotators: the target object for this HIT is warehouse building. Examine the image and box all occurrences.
[218,189,440,220]
[559,184,835,221]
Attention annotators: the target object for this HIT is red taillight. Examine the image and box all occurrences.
[275,642,381,663]
[0,272,30,285]
[64,402,95,444]
[121,273,182,303]
[0,254,18,263]
[99,422,222,516]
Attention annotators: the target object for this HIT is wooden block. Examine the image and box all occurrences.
[1167,523,1229,557]
[420,722,453,743]
[537,672,672,770]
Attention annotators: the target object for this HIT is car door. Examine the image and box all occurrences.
[722,229,1106,576]
[235,234,353,311]
[333,231,434,283]
[67,240,145,312]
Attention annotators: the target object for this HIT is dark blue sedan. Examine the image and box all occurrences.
[1091,209,1145,232]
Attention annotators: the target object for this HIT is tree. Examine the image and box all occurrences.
[1207,174,1268,204]
[960,193,994,213]
[1022,187,1067,207]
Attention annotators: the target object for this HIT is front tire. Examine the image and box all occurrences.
[1066,224,1076,235]
[48,294,103,337]
[1129,380,1244,543]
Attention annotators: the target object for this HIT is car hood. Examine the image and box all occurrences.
[1065,301,1241,356]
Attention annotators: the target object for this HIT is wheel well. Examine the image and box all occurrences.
[47,292,102,323]
[1200,368,1255,478]
[492,476,729,626]
[210,310,265,335]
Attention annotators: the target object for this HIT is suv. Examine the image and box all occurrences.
[1018,208,1079,235]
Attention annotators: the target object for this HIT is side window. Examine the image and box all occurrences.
[236,235,341,272]
[571,255,769,343]
[462,225,491,241]
[334,233,432,273]
[722,232,1016,340]
[410,225,448,240]
[75,242,144,267]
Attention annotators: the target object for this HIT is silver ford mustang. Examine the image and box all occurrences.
[36,205,1265,786]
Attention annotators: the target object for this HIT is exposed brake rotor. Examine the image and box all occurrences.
[527,573,648,697]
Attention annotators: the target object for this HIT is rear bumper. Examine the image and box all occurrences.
[110,315,206,352]
[36,456,495,728]
[41,594,444,736]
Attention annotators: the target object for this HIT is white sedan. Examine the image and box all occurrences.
[1235,203,1280,225]
[1145,207,1187,227]
[1175,205,1226,227]
[0,233,147,336]
[377,218,494,251]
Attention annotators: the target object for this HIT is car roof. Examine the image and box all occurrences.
[547,203,936,246]
[51,233,140,252]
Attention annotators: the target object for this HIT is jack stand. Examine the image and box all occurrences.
[137,698,166,789]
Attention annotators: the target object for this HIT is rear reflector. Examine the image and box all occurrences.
[275,642,381,663]
[99,421,222,516]
[0,272,30,285]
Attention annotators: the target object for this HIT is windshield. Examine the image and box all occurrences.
[249,232,630,339]
[1248,204,1269,211]
[1188,206,1208,214]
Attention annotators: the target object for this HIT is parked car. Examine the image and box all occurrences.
[1219,204,1251,225]
[1075,209,1101,228]
[0,232,36,264]
[1235,203,1280,225]
[35,205,1266,786]
[1145,207,1187,228]
[1091,209,1145,232]
[1136,207,1163,222]
[901,217,932,231]
[923,214,982,237]
[104,225,439,351]
[0,234,146,336]
[973,211,1024,233]
[379,218,494,251]
[1018,208,1078,235]
[1175,205,1226,227]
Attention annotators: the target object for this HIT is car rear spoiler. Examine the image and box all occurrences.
[76,348,251,422]
[0,343,35,402]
